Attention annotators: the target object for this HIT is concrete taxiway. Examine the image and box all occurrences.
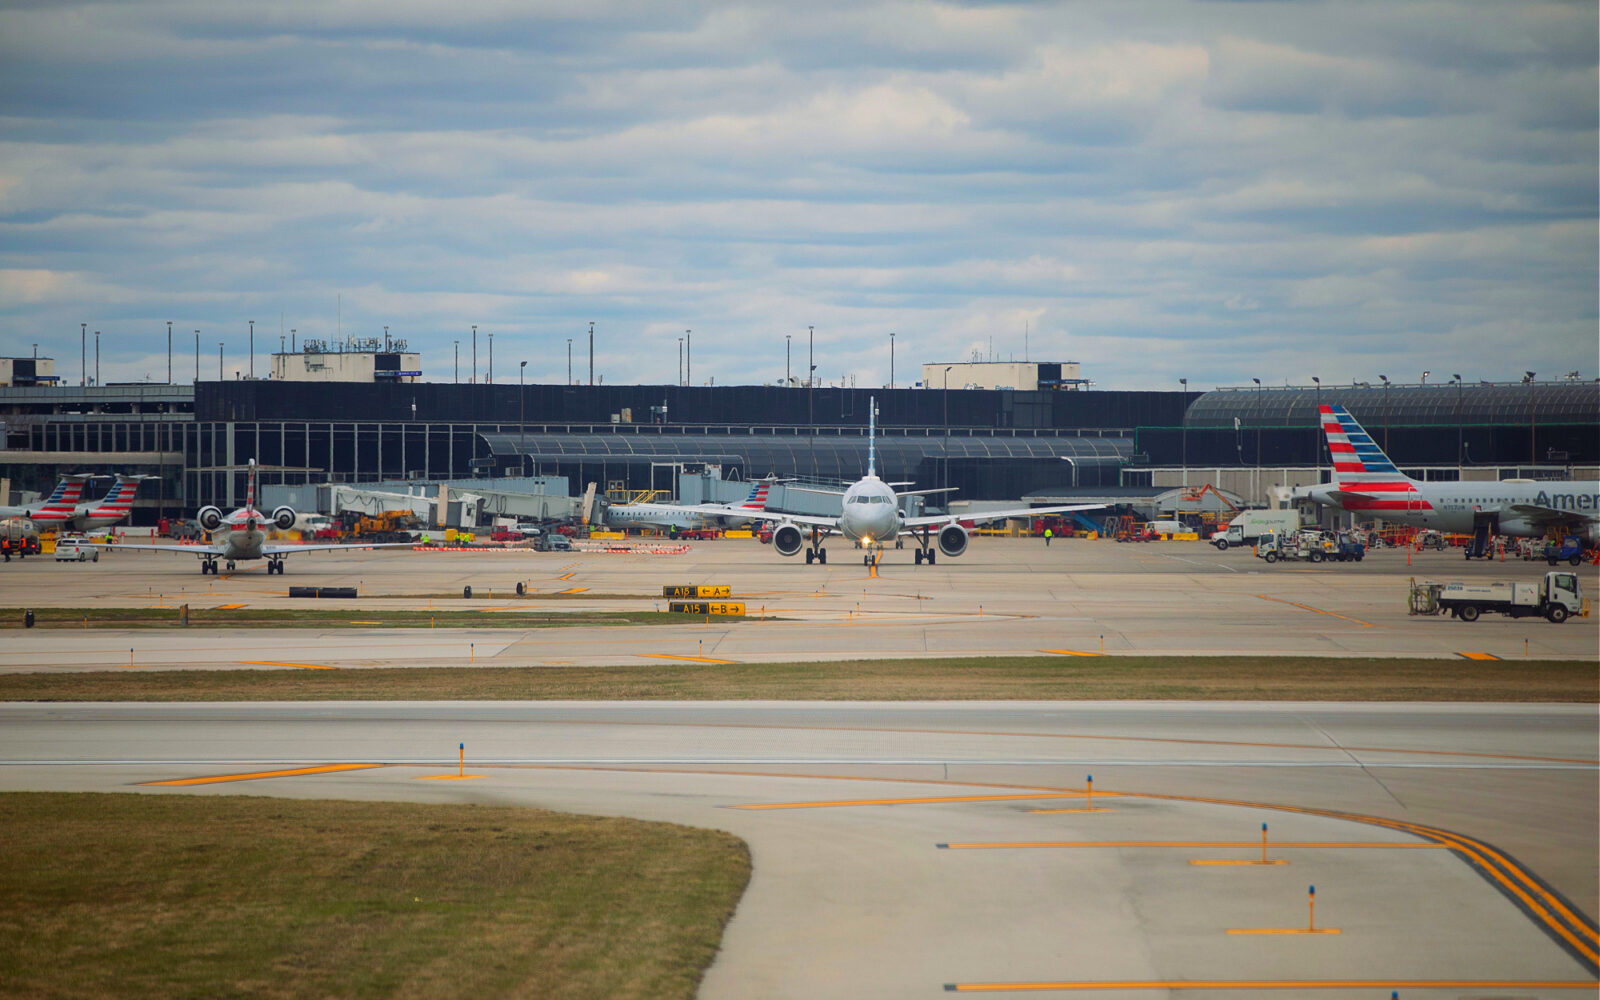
[0,700,1595,997]
[2,538,1596,669]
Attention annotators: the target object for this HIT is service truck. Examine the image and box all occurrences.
[1409,571,1588,624]
[1212,509,1301,550]
[1,517,40,561]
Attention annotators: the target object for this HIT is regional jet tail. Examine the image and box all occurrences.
[72,475,149,532]
[1299,403,1599,552]
[108,460,414,575]
[0,474,91,524]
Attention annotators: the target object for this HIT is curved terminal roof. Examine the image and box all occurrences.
[481,431,1131,482]
[1186,382,1600,428]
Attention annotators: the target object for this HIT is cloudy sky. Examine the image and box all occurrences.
[1,1,1594,390]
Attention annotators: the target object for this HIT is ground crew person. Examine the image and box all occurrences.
[421,532,430,546]
[1044,527,1053,547]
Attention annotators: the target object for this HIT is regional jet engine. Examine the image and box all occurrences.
[271,506,297,531]
[197,506,224,531]
[772,523,804,557]
[937,523,969,558]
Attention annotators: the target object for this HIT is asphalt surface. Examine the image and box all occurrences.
[2,536,1596,667]
[0,700,1594,997]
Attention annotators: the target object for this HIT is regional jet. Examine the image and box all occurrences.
[1298,403,1599,555]
[602,481,773,531]
[109,460,412,574]
[655,399,1104,566]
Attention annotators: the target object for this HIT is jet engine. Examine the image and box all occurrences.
[197,505,224,531]
[937,523,969,558]
[772,523,804,557]
[271,506,297,531]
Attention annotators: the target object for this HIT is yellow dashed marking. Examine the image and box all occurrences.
[636,653,736,664]
[1458,651,1501,660]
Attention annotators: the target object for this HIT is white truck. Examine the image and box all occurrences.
[1409,571,1588,624]
[1212,509,1302,550]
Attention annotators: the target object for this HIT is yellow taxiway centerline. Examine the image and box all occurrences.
[143,763,382,786]
[636,653,737,664]
[238,659,339,670]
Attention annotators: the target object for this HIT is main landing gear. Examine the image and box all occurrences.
[200,559,219,575]
[266,558,285,575]
[912,527,936,565]
[804,547,828,565]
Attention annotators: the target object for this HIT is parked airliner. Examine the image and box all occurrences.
[660,399,1104,566]
[1299,403,1599,554]
[110,461,412,574]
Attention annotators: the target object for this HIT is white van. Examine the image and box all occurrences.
[54,536,99,562]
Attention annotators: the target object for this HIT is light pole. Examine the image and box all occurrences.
[588,321,594,386]
[218,342,224,381]
[80,322,86,386]
[471,325,477,384]
[1452,373,1463,471]
[94,331,99,386]
[1379,375,1389,451]
[685,329,691,386]
[1526,371,1537,464]
[167,321,172,383]
[785,334,791,386]
[384,325,389,351]
[566,339,572,385]
[519,360,527,465]
[488,331,493,384]
[1420,369,1429,386]
[889,331,895,389]
[194,330,199,383]
[943,366,953,492]
[1310,376,1321,485]
[678,338,683,386]
[1178,377,1188,487]
[248,320,254,379]
[453,340,459,383]
[1252,377,1261,497]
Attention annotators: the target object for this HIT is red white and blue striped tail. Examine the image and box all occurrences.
[1321,404,1431,511]
[38,476,89,513]
[90,476,142,515]
[739,483,771,511]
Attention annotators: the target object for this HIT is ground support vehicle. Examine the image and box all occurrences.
[1,517,41,561]
[1409,571,1588,623]
[536,534,572,552]
[338,510,424,544]
[1328,531,1366,562]
[1212,509,1301,550]
[1414,529,1447,551]
[1543,536,1587,567]
[1256,529,1334,564]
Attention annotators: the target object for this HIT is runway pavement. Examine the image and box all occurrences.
[1,700,1595,997]
[2,537,1596,669]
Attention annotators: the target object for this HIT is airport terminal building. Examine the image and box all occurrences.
[0,374,1595,522]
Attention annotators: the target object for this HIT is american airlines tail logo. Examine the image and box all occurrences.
[91,480,140,514]
[36,478,87,516]
[1319,404,1432,512]
[739,484,771,510]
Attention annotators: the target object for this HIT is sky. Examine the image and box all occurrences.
[0,1,1595,391]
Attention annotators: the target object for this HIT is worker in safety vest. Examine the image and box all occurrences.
[1044,527,1053,547]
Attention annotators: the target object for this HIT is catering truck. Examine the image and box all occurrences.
[1212,509,1302,550]
[1409,571,1588,624]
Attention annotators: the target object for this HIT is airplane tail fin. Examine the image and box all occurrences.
[739,483,771,511]
[41,475,90,512]
[245,459,258,511]
[97,475,143,513]
[1321,403,1422,493]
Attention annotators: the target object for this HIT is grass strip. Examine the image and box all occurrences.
[0,792,749,1000]
[1,656,1594,702]
[1,606,715,628]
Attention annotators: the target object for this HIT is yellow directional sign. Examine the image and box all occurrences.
[662,585,732,598]
[668,601,746,616]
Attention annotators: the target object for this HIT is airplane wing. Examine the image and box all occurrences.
[101,543,223,558]
[894,487,960,498]
[261,542,417,555]
[1507,504,1599,526]
[901,503,1105,530]
[621,500,839,529]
